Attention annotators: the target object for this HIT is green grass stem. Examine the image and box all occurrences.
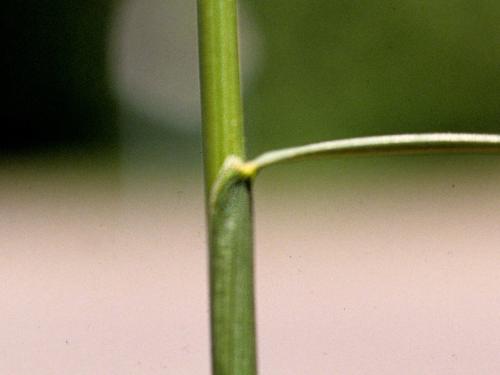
[197,0,257,374]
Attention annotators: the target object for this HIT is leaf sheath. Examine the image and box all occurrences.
[210,179,256,375]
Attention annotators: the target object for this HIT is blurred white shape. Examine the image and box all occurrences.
[109,0,263,132]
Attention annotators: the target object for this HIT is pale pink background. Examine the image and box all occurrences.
[1,163,499,374]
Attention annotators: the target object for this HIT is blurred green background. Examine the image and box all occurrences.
[4,0,499,173]
[3,2,500,374]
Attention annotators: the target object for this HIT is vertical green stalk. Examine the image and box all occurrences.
[197,0,245,187]
[197,0,257,374]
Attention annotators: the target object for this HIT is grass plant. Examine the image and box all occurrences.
[197,1,500,374]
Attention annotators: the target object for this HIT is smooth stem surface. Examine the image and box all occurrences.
[210,178,256,375]
[197,1,257,374]
[198,0,245,191]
